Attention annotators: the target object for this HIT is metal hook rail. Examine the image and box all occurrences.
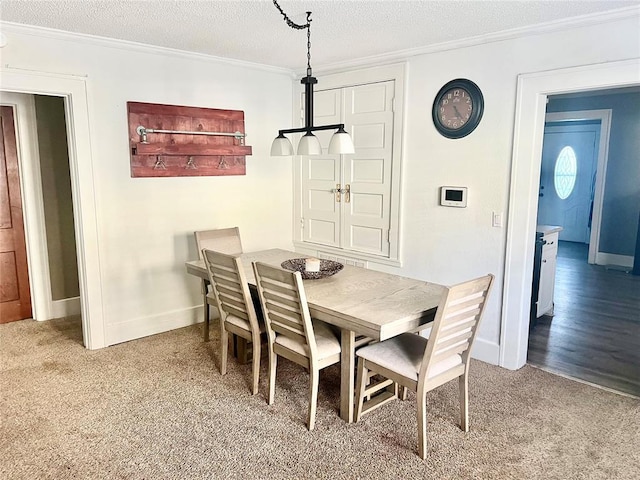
[136,125,246,144]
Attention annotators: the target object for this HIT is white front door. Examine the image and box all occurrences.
[301,81,395,256]
[538,124,599,243]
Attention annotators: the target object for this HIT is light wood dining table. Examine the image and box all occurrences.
[185,248,446,423]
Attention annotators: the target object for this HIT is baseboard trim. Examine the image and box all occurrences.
[595,252,634,268]
[105,306,201,346]
[49,297,81,319]
[471,337,500,365]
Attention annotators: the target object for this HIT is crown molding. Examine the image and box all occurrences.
[0,21,296,77]
[3,4,638,79]
[313,5,640,75]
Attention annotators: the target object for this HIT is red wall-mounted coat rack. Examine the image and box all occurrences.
[127,102,252,177]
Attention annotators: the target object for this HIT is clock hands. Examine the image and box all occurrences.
[453,105,464,119]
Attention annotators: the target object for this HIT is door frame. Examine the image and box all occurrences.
[500,58,639,370]
[0,67,105,349]
[544,110,612,264]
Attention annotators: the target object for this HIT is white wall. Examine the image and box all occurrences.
[0,25,295,346]
[349,13,640,363]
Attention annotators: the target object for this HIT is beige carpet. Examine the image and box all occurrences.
[1,317,639,480]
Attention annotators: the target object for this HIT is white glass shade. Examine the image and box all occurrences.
[270,135,294,156]
[328,130,355,155]
[297,132,322,155]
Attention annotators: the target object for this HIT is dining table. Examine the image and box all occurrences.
[185,248,446,423]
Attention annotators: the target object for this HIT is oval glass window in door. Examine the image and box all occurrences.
[554,146,577,199]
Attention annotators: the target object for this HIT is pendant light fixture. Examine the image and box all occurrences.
[270,1,355,157]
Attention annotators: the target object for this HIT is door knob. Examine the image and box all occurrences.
[331,183,341,202]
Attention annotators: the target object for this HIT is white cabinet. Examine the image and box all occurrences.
[299,81,395,257]
[293,65,405,265]
[536,226,561,318]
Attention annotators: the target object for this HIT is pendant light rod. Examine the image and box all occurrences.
[302,74,317,132]
[271,1,355,156]
[278,123,348,136]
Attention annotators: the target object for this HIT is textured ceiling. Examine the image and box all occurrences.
[1,1,638,72]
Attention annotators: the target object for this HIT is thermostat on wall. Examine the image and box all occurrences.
[440,186,467,207]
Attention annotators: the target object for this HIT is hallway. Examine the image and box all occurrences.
[527,241,640,397]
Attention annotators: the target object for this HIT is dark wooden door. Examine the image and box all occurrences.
[0,106,32,323]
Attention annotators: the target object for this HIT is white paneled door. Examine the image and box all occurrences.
[301,81,395,257]
[301,88,341,247]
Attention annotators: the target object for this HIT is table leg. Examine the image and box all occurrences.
[202,279,211,342]
[236,337,250,364]
[340,329,356,423]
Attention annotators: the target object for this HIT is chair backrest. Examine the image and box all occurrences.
[202,249,259,334]
[252,262,319,361]
[195,227,243,260]
[420,274,494,380]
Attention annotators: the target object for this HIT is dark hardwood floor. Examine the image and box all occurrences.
[527,241,640,397]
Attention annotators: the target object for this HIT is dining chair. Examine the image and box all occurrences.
[194,227,243,342]
[354,274,494,459]
[252,261,341,431]
[202,249,264,395]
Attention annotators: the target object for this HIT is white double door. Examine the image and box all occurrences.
[300,80,395,257]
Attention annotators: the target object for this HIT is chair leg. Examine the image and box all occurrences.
[268,348,277,405]
[220,322,228,375]
[400,385,408,401]
[308,367,319,431]
[354,358,368,422]
[459,374,469,432]
[203,291,210,342]
[251,337,260,396]
[417,385,428,460]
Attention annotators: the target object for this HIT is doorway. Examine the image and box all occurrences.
[1,93,80,323]
[529,98,640,396]
[1,68,105,349]
[500,58,640,371]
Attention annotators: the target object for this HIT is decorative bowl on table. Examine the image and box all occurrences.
[281,258,344,280]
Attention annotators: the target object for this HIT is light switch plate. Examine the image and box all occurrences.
[492,212,503,227]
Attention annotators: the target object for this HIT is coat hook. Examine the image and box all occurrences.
[218,156,229,169]
[153,155,166,169]
[186,156,197,169]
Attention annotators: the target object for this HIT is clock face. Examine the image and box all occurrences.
[432,79,484,139]
[437,87,473,130]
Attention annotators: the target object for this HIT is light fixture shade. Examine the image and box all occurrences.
[270,134,294,156]
[328,128,355,155]
[297,132,322,155]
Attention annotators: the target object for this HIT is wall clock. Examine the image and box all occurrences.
[432,79,484,139]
